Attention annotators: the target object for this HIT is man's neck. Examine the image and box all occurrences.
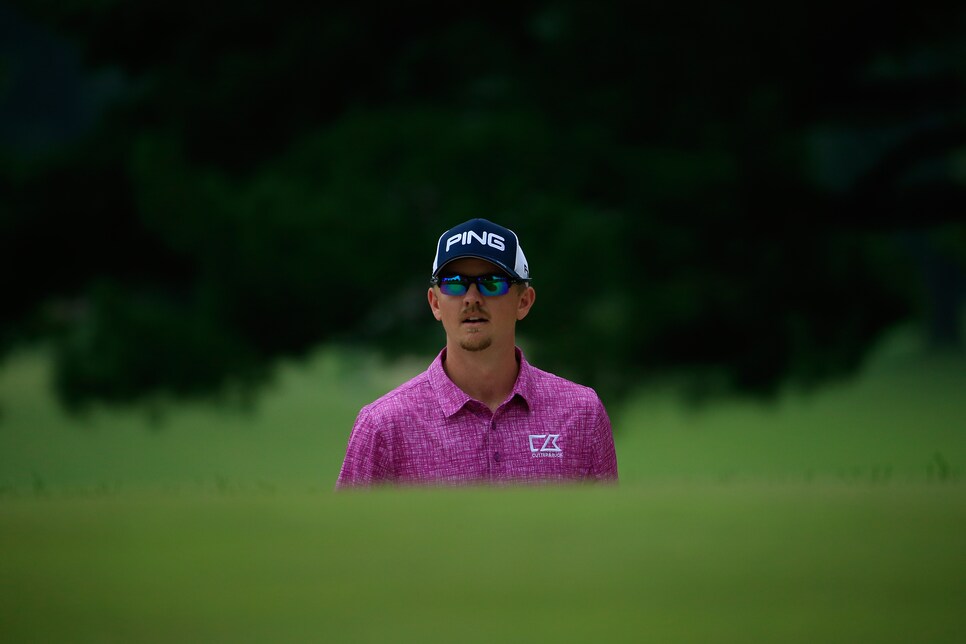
[442,342,519,412]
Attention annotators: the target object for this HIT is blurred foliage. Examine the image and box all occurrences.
[1,1,964,408]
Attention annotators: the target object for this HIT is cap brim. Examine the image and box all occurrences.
[433,254,517,278]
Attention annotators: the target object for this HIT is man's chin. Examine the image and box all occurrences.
[458,337,493,352]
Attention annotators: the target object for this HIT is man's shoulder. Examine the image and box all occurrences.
[523,361,603,406]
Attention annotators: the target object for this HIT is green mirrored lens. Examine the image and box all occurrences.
[479,278,510,296]
[439,278,468,295]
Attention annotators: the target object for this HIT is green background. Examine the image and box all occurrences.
[2,328,964,642]
[2,3,965,641]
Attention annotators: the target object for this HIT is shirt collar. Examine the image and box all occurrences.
[429,347,534,417]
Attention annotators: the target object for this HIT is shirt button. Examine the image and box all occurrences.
[493,451,502,462]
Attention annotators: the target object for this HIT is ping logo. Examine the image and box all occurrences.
[529,434,563,458]
[445,230,506,253]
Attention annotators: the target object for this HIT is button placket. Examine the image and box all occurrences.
[480,407,493,478]
[488,414,504,479]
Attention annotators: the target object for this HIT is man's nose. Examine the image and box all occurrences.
[463,283,484,305]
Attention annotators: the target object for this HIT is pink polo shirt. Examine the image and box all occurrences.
[336,348,618,487]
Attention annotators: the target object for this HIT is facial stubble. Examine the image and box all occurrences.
[457,302,493,352]
[459,336,493,352]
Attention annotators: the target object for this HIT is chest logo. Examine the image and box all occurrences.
[529,434,563,458]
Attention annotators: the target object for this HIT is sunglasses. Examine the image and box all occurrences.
[431,274,526,297]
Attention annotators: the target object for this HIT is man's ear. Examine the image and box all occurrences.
[427,287,443,321]
[516,286,536,321]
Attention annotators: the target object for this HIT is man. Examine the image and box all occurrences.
[336,218,618,487]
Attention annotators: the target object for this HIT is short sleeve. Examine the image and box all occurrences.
[335,408,394,489]
[589,397,618,481]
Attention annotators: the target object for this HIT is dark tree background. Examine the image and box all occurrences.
[2,1,964,409]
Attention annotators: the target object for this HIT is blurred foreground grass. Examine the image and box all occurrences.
[2,485,965,642]
[1,329,965,641]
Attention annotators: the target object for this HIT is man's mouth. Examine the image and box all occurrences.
[462,316,488,324]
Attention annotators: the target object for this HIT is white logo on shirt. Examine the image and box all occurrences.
[529,434,562,458]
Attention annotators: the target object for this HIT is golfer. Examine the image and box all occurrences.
[336,218,618,486]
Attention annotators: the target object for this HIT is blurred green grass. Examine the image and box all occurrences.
[1,328,965,641]
[2,485,965,642]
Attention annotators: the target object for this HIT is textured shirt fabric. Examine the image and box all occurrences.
[336,348,618,487]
